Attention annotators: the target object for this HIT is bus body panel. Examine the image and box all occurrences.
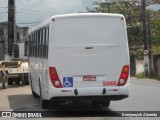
[48,14,129,89]
[49,45,129,88]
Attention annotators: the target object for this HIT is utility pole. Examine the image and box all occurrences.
[147,13,153,77]
[142,0,149,77]
[8,0,15,56]
[107,2,111,13]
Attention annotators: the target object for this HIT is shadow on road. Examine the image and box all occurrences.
[8,94,39,110]
[8,94,120,117]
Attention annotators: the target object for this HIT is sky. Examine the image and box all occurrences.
[0,0,160,28]
[0,0,96,27]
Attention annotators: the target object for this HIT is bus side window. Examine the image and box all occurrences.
[39,30,42,58]
[29,35,31,56]
[41,29,43,58]
[43,28,46,58]
[32,33,35,57]
[35,32,37,57]
[29,35,32,56]
[35,31,38,57]
[33,33,35,57]
[37,31,40,57]
[44,28,49,58]
[45,27,49,59]
[43,28,47,58]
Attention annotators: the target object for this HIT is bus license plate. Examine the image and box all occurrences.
[83,76,96,81]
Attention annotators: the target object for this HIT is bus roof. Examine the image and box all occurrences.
[51,13,124,19]
[30,13,124,34]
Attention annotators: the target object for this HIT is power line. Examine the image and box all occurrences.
[16,0,74,6]
[16,5,81,12]
[15,8,54,14]
[16,12,52,16]
[17,22,40,24]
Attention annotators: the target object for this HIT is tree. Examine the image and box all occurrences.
[150,11,160,45]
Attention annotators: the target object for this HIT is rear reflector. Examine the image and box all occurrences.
[117,65,129,86]
[62,90,72,92]
[49,67,63,88]
[113,89,118,91]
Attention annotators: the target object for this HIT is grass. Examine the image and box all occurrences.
[135,72,160,81]
[136,72,145,79]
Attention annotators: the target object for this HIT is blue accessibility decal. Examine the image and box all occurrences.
[63,77,73,87]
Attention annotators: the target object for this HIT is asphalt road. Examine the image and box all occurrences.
[0,78,160,120]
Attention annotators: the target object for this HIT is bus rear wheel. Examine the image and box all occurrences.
[32,90,40,98]
[40,99,50,109]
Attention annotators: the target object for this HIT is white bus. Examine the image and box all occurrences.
[28,13,130,109]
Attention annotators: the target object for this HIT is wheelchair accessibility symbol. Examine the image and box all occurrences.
[63,77,73,87]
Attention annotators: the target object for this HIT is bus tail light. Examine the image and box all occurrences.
[117,65,129,86]
[49,67,63,88]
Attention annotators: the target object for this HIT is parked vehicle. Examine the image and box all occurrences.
[0,43,29,90]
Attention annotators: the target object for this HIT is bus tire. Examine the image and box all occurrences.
[32,90,40,98]
[39,80,50,109]
[41,99,50,109]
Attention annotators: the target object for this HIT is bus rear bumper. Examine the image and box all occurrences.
[49,83,130,101]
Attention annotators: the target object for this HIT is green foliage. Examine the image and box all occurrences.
[151,17,160,45]
[136,72,145,79]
